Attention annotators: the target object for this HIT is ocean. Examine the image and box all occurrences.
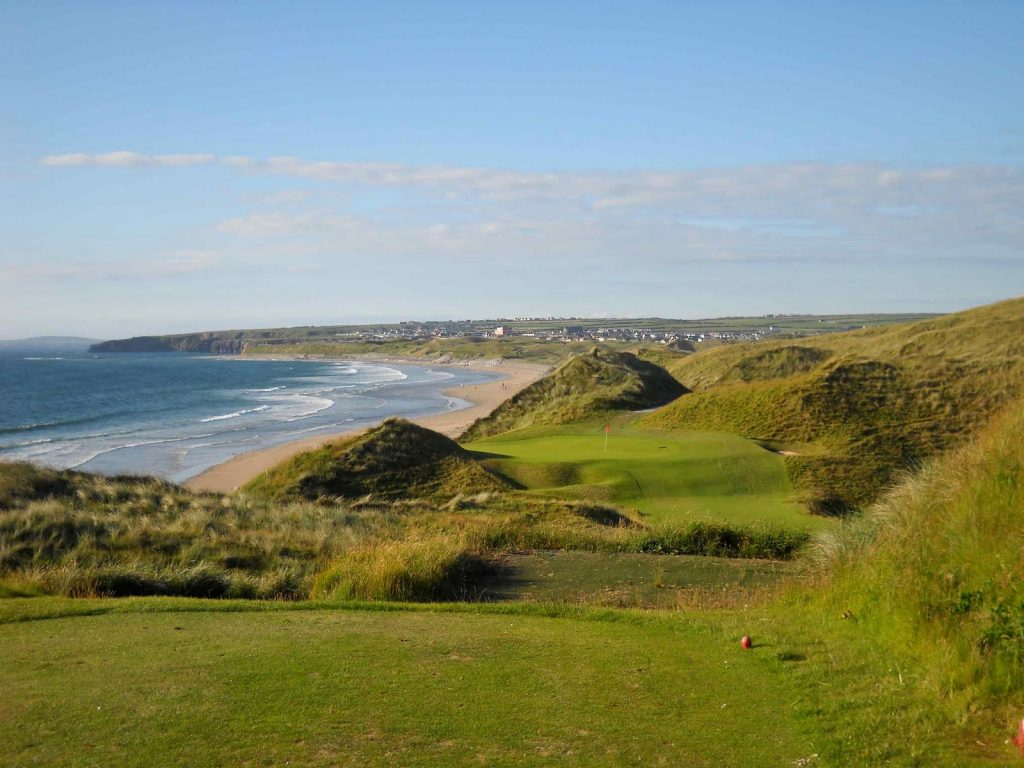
[0,351,500,482]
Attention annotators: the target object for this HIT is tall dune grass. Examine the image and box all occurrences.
[1,461,809,602]
[814,398,1024,713]
[310,538,487,601]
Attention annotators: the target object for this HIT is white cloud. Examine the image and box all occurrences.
[42,152,215,168]
[1,250,228,281]
[35,150,1024,271]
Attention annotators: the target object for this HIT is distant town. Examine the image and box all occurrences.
[309,313,939,346]
[88,312,942,354]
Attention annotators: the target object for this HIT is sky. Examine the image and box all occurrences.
[2,1,1023,338]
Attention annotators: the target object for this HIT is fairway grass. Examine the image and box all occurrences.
[465,422,826,530]
[1,601,817,768]
[483,551,797,607]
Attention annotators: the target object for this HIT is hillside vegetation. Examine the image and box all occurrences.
[462,348,686,440]
[0,459,806,601]
[243,419,509,503]
[815,395,1024,721]
[640,296,1024,511]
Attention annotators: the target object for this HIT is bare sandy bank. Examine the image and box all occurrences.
[184,358,547,494]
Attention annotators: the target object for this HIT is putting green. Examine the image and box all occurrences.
[465,423,825,529]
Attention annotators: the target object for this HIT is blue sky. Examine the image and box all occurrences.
[2,1,1023,338]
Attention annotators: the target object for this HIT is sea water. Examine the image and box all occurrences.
[0,351,500,482]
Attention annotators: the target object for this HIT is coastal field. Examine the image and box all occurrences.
[4,299,1024,766]
[465,421,822,529]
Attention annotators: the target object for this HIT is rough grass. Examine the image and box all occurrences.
[468,517,808,560]
[0,461,807,601]
[462,347,687,440]
[311,538,489,602]
[810,396,1024,744]
[243,418,509,503]
[0,464,366,598]
[640,295,1024,510]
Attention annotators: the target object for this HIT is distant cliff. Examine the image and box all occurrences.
[87,323,381,354]
[89,334,249,354]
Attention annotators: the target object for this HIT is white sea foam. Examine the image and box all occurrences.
[0,356,495,479]
[282,418,358,437]
[200,405,271,423]
[281,395,335,421]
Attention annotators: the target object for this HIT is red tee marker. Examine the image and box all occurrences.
[1013,717,1024,756]
[741,635,752,650]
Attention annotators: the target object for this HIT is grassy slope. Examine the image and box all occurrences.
[812,396,1024,735]
[0,600,819,768]
[466,421,823,530]
[462,348,686,441]
[243,418,509,503]
[639,296,1024,510]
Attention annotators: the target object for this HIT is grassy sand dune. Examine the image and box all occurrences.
[462,348,686,441]
[813,396,1024,728]
[242,418,510,503]
[640,296,1024,510]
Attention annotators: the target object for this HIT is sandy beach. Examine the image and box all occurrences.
[184,358,547,494]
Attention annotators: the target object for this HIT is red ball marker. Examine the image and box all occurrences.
[741,635,752,649]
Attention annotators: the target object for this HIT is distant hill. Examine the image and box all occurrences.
[0,336,99,352]
[90,333,250,354]
[462,348,687,441]
[639,296,1024,512]
[242,418,509,502]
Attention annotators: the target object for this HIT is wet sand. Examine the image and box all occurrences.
[184,360,546,494]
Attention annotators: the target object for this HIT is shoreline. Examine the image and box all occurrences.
[184,358,547,494]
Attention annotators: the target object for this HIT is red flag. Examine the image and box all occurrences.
[604,424,611,433]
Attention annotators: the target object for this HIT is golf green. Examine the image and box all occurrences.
[466,424,824,529]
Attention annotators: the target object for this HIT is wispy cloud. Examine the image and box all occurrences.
[42,151,216,168]
[1,250,228,281]
[36,150,1024,272]
[42,150,1024,214]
